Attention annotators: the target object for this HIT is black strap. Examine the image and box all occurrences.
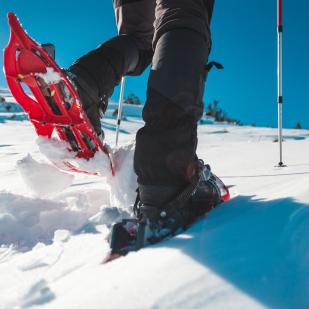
[166,160,205,212]
[133,188,141,217]
[205,61,224,72]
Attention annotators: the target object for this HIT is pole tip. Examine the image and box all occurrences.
[277,161,287,167]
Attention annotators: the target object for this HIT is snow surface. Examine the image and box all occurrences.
[0,92,309,308]
[17,154,74,197]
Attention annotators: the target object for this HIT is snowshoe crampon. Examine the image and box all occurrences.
[4,13,115,176]
[103,219,145,263]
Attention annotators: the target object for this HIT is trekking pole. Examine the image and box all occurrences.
[277,0,286,167]
[115,77,125,147]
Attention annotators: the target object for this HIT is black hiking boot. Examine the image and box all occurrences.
[106,162,226,259]
[65,67,109,140]
[136,161,222,242]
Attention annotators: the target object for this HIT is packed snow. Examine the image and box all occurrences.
[36,137,113,177]
[17,154,74,197]
[35,67,62,85]
[0,91,308,309]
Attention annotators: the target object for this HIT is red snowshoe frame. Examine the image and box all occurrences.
[4,13,115,176]
[212,174,230,202]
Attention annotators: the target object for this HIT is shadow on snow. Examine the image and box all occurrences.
[160,195,309,308]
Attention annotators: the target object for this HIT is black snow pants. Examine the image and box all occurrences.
[75,0,214,188]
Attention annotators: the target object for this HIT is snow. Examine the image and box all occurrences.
[35,67,62,85]
[105,101,143,118]
[36,136,113,177]
[0,89,309,308]
[108,142,137,208]
[0,192,98,249]
[17,154,74,197]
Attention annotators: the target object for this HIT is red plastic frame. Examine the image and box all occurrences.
[213,174,231,202]
[4,13,115,176]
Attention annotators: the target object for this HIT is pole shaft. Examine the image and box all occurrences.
[277,0,284,165]
[115,77,125,147]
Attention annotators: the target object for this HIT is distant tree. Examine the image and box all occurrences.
[0,96,5,103]
[112,108,127,120]
[206,103,214,117]
[124,93,142,105]
[205,100,241,125]
[206,100,219,117]
[113,108,118,117]
[294,122,302,129]
[213,100,219,112]
[5,105,12,111]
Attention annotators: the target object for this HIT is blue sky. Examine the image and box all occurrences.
[0,0,308,129]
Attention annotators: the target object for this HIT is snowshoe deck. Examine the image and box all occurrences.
[4,13,115,175]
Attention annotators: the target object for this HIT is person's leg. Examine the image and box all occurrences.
[67,0,155,136]
[134,0,215,206]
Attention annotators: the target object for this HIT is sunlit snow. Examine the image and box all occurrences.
[0,90,308,309]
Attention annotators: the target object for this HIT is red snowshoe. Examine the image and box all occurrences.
[4,13,115,176]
